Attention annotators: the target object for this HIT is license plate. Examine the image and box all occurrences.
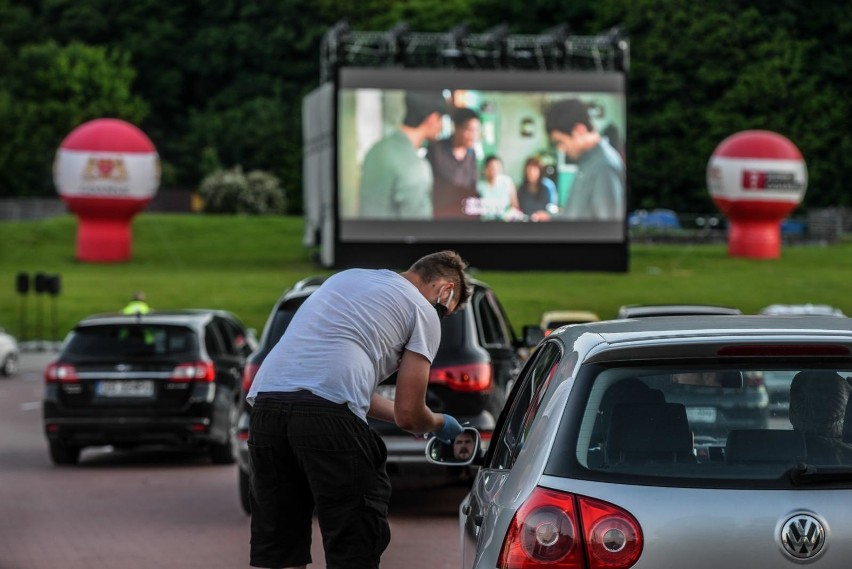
[96,380,155,398]
[376,385,396,401]
[686,406,717,423]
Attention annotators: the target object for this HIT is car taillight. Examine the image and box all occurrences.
[745,371,765,388]
[429,362,492,392]
[170,361,216,382]
[45,363,78,383]
[242,362,260,394]
[579,496,642,569]
[498,487,643,569]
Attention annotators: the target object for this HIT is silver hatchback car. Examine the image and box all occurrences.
[433,316,852,569]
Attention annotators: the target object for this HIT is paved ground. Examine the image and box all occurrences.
[0,350,468,569]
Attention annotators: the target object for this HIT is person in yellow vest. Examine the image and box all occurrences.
[122,291,151,315]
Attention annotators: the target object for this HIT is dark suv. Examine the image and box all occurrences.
[234,276,532,513]
[43,310,255,466]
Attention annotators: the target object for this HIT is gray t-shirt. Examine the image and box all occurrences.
[246,269,441,421]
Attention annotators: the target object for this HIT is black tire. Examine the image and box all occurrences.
[49,441,80,465]
[1,353,19,377]
[239,467,252,514]
[210,437,236,464]
[210,403,238,464]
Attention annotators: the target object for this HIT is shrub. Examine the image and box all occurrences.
[198,166,286,214]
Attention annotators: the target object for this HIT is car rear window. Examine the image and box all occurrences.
[64,325,198,358]
[552,362,852,485]
[263,298,309,348]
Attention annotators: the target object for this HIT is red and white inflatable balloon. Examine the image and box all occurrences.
[54,118,160,262]
[707,130,807,258]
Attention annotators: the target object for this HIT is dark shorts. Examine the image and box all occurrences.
[248,392,391,569]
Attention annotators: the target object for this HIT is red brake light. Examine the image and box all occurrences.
[498,488,643,569]
[242,362,260,394]
[170,361,215,382]
[745,371,765,388]
[45,363,78,383]
[578,496,643,569]
[499,487,581,568]
[429,362,492,392]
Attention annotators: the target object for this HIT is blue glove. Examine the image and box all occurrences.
[434,414,464,444]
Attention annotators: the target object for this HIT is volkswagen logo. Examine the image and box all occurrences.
[781,514,825,560]
[116,364,130,372]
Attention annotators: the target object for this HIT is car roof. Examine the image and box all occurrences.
[617,304,742,318]
[548,314,852,363]
[75,309,238,327]
[274,275,492,304]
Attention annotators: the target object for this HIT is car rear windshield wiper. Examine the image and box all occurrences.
[788,462,852,485]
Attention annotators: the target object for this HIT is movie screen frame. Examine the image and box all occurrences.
[336,67,627,246]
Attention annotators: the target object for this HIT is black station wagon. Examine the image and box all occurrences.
[43,310,255,465]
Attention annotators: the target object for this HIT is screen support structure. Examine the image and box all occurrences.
[304,23,630,272]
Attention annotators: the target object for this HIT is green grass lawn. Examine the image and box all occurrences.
[2,213,851,342]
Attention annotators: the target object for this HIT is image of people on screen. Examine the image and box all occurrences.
[426,107,481,220]
[357,91,449,219]
[545,98,625,220]
[517,156,559,222]
[477,155,524,221]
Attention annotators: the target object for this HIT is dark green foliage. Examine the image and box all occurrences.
[199,166,286,214]
[0,39,147,197]
[1,0,850,214]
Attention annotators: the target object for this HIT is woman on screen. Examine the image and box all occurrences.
[477,155,523,221]
[517,156,558,222]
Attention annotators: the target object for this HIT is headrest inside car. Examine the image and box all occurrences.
[717,371,744,389]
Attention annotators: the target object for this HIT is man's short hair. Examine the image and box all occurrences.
[482,154,501,167]
[408,250,472,308]
[403,91,449,127]
[451,107,480,127]
[545,99,594,136]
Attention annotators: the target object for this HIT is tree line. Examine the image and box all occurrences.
[1,0,849,214]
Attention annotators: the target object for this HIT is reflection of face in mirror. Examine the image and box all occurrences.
[453,432,475,460]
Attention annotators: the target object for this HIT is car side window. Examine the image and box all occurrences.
[475,291,511,347]
[490,342,562,469]
[204,322,226,358]
[217,316,249,356]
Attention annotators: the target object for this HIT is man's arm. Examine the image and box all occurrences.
[367,392,395,423]
[381,349,444,434]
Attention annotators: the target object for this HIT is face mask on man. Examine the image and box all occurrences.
[435,286,454,320]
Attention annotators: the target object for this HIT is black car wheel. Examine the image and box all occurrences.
[210,436,236,464]
[239,467,252,514]
[1,353,18,377]
[49,441,80,465]
[210,403,237,464]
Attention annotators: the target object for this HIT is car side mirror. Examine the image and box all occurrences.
[522,325,545,348]
[425,427,481,466]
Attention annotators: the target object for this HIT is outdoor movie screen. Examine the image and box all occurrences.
[337,67,627,244]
